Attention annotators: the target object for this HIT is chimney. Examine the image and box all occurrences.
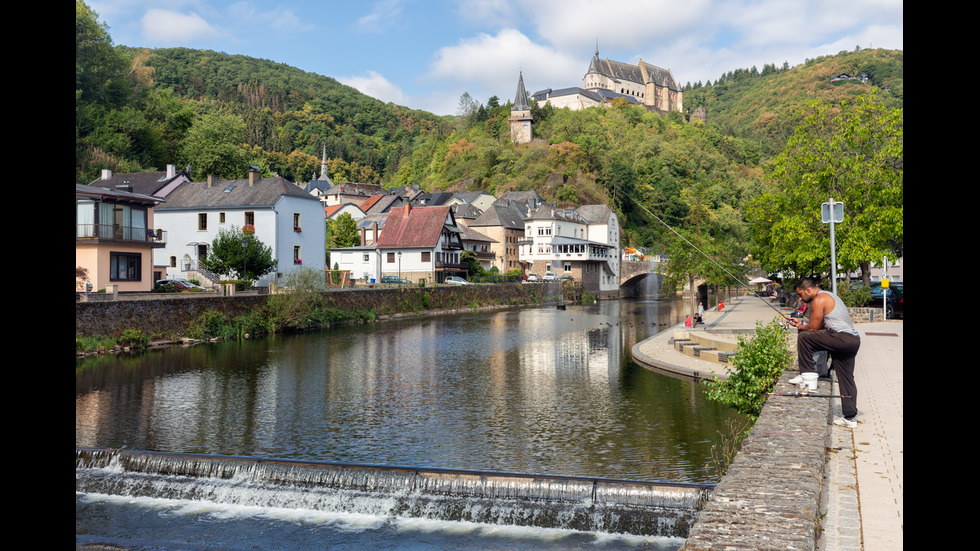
[404,202,411,217]
[207,174,216,188]
[166,164,175,179]
[248,166,259,186]
[101,169,112,180]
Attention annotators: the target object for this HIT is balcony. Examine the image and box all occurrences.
[76,224,167,248]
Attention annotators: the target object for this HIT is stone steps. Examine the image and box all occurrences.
[669,331,738,365]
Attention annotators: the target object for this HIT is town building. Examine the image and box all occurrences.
[519,204,621,297]
[153,168,325,288]
[532,47,682,115]
[76,183,167,292]
[330,204,466,285]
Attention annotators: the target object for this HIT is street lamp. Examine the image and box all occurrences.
[397,251,402,287]
[241,237,248,290]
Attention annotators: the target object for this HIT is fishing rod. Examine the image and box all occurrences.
[769,391,850,399]
[615,188,791,321]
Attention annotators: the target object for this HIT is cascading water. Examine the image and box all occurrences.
[77,447,712,539]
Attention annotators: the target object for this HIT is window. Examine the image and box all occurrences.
[421,251,431,262]
[387,253,395,263]
[110,252,141,281]
[363,254,370,262]
[293,212,302,231]
[169,256,177,268]
[294,245,302,264]
[219,212,226,224]
[244,212,255,226]
[564,263,572,273]
[198,213,207,231]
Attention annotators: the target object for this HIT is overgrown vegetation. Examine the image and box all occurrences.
[704,320,793,419]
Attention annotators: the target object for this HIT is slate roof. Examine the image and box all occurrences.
[460,225,497,244]
[470,204,525,230]
[88,169,189,197]
[377,205,456,249]
[587,55,680,92]
[156,176,316,210]
[76,183,162,205]
[576,204,616,223]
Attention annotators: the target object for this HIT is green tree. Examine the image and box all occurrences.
[328,212,360,248]
[200,226,275,282]
[180,111,248,179]
[748,91,903,283]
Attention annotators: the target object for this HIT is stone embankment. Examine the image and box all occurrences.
[682,371,831,550]
[75,284,554,338]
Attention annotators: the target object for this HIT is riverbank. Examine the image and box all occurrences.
[630,295,903,551]
[76,283,566,356]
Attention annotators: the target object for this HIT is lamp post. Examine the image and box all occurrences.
[241,237,248,291]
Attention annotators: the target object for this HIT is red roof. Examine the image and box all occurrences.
[377,204,452,248]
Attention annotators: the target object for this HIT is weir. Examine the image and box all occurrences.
[76,447,713,538]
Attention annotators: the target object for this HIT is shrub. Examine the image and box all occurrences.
[704,319,792,418]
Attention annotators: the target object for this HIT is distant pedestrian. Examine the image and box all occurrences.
[787,277,861,428]
[698,302,704,318]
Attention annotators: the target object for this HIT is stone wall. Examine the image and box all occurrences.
[682,372,831,550]
[76,284,552,338]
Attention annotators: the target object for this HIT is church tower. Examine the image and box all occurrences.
[509,72,532,144]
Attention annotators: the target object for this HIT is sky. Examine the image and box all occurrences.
[88,0,903,116]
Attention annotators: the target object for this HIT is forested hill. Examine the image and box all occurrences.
[75,1,900,254]
[683,48,902,155]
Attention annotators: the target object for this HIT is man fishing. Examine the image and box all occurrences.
[787,277,861,428]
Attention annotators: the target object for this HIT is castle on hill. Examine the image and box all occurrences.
[529,46,683,115]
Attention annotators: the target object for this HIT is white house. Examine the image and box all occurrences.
[519,204,620,297]
[331,204,466,284]
[154,168,326,287]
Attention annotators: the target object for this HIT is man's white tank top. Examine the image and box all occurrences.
[819,291,859,336]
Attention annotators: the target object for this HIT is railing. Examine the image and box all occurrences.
[76,224,167,246]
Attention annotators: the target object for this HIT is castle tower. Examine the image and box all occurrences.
[509,72,532,144]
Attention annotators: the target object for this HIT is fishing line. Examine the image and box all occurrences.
[615,188,790,320]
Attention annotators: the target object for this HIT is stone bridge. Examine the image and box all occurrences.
[619,260,658,297]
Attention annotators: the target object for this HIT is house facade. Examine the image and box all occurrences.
[519,204,620,297]
[76,184,167,292]
[153,169,325,287]
[331,204,466,284]
[468,204,526,273]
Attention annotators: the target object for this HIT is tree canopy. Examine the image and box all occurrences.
[747,90,903,283]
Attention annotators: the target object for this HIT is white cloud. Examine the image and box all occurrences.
[427,28,580,89]
[338,70,410,106]
[141,9,222,43]
[358,0,406,33]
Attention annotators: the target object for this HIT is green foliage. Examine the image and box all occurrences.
[200,226,276,282]
[837,283,873,307]
[705,320,792,419]
[747,90,903,282]
[328,213,360,248]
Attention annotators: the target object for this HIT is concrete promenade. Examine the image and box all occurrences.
[631,294,903,550]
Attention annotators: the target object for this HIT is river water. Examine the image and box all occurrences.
[76,294,745,550]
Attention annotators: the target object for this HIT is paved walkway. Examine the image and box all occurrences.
[631,295,903,550]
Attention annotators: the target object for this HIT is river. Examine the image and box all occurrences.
[76,294,745,550]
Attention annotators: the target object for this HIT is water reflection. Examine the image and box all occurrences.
[76,298,745,484]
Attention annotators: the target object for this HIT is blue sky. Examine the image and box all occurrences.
[88,0,903,116]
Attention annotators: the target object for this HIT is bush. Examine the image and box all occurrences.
[837,283,873,307]
[705,319,792,418]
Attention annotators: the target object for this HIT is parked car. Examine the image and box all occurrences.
[543,272,557,281]
[445,276,470,285]
[381,275,410,284]
[155,278,208,292]
[870,282,903,319]
[526,273,540,282]
[560,274,574,282]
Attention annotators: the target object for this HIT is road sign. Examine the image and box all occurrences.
[821,201,844,223]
